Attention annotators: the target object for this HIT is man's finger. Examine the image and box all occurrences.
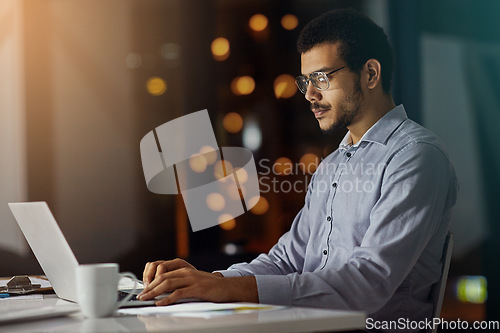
[142,259,197,285]
[154,287,193,306]
[159,259,195,272]
[143,261,162,285]
[140,268,195,299]
[155,262,170,277]
[139,275,189,301]
[142,262,152,285]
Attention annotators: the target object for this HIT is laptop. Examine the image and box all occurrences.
[8,201,156,307]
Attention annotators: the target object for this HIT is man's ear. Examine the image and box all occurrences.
[364,59,382,90]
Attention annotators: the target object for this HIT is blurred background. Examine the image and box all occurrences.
[1,0,499,324]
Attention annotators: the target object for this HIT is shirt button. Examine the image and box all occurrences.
[323,250,327,255]
[346,152,352,158]
[332,182,337,188]
[326,216,331,221]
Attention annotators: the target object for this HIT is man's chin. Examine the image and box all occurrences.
[319,120,346,135]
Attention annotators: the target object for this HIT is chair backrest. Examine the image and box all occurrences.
[430,232,454,333]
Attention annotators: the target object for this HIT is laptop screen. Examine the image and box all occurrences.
[9,202,79,302]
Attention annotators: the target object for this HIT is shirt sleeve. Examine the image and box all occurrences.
[245,143,456,312]
[216,173,317,278]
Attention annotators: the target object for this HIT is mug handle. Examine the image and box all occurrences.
[116,272,139,308]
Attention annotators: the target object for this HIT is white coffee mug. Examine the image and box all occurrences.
[76,263,138,318]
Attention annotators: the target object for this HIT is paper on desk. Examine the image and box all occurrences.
[168,304,281,319]
[0,294,44,300]
[117,302,281,317]
[29,277,51,289]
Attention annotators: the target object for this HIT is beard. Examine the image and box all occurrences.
[312,79,364,135]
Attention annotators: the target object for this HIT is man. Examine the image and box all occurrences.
[138,8,458,327]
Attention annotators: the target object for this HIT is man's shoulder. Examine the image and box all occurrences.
[388,118,450,158]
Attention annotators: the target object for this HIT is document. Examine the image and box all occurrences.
[0,294,44,300]
[117,302,282,318]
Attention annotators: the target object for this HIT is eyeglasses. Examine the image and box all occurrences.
[295,66,346,94]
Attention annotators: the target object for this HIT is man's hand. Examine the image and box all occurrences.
[142,258,196,286]
[139,258,258,306]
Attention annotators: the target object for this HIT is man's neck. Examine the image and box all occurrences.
[348,97,396,145]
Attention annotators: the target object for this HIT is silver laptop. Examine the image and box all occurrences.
[8,201,156,307]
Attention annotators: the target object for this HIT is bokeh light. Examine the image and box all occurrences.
[242,120,262,151]
[199,145,217,165]
[249,196,269,215]
[160,43,181,61]
[299,153,320,174]
[219,214,236,230]
[281,14,299,30]
[273,74,297,99]
[223,243,238,254]
[214,160,234,180]
[249,14,268,32]
[206,193,225,211]
[189,154,208,173]
[146,77,167,96]
[231,76,255,95]
[236,168,248,185]
[227,184,243,201]
[126,53,142,69]
[456,276,488,304]
[223,112,244,133]
[273,157,293,175]
[211,37,230,61]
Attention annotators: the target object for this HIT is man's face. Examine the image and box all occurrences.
[300,43,363,133]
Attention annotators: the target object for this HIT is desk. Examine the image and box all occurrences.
[0,295,366,333]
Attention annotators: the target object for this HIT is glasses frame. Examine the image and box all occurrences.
[295,66,347,94]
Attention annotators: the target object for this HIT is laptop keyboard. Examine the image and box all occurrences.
[117,290,138,302]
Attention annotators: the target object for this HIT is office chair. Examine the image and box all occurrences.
[429,232,454,333]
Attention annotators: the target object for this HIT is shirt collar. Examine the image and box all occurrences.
[339,104,408,151]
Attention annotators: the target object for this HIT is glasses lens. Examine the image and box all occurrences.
[295,76,308,94]
[311,72,329,90]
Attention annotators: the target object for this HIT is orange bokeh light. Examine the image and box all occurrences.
[223,112,244,133]
[146,77,167,96]
[231,76,255,95]
[281,14,299,30]
[273,157,293,175]
[274,74,297,99]
[249,14,268,32]
[199,145,218,165]
[206,193,225,211]
[249,196,269,215]
[299,153,320,174]
[211,37,230,61]
[236,168,248,184]
[189,154,208,173]
[219,214,236,230]
[214,160,233,180]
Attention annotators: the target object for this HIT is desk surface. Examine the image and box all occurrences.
[0,295,366,333]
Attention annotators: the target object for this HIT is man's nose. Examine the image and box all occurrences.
[304,82,322,102]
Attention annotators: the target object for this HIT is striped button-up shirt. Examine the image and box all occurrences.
[218,105,458,329]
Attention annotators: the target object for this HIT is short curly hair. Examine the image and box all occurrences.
[297,8,394,94]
